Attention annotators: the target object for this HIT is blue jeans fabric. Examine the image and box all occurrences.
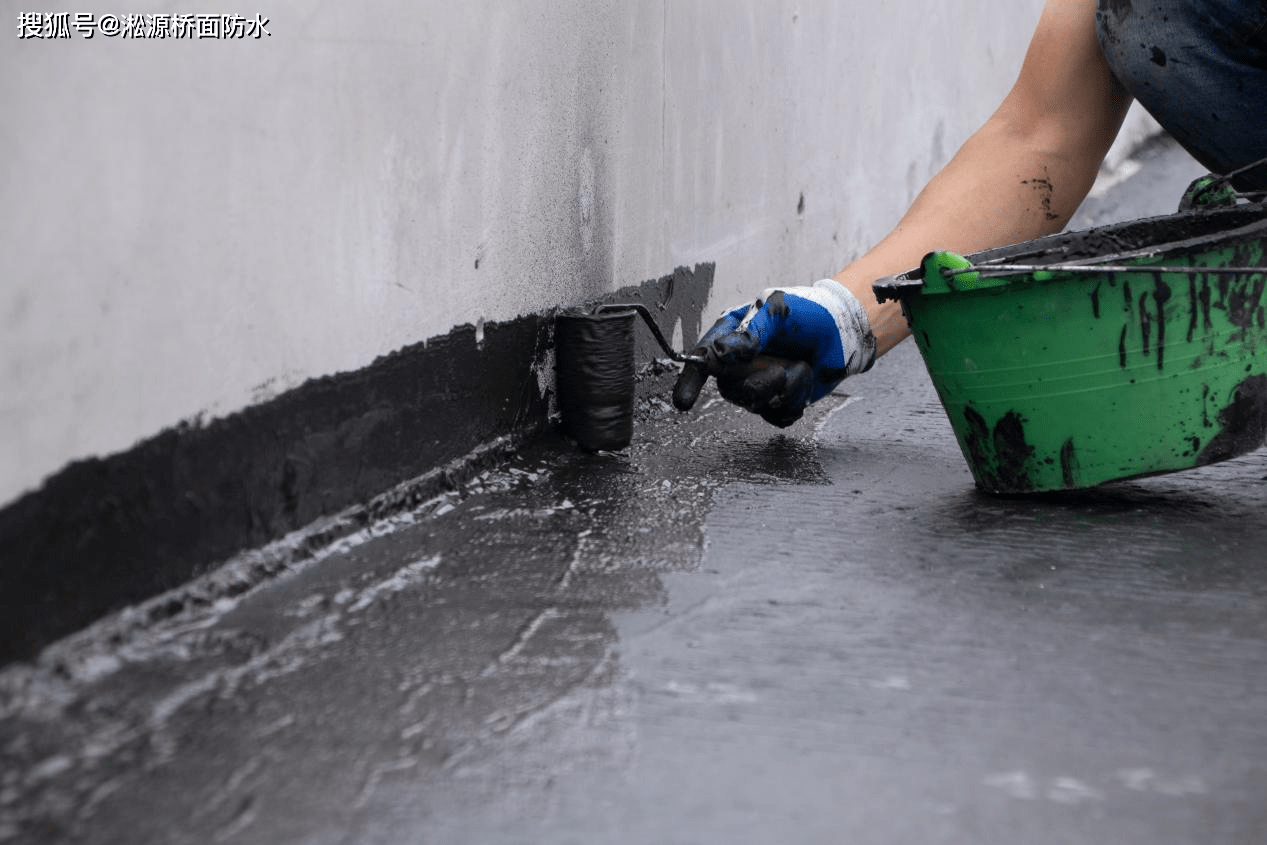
[1096,0,1267,190]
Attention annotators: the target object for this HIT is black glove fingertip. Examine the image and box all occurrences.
[672,360,710,411]
[709,331,761,368]
[760,406,804,428]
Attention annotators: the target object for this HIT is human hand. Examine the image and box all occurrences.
[672,279,876,427]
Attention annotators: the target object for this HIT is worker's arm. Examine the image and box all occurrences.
[673,0,1135,418]
[845,0,1134,354]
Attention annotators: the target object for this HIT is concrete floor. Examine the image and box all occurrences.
[6,138,1267,845]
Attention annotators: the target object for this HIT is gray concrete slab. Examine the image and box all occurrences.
[4,137,1265,845]
[1069,133,1208,231]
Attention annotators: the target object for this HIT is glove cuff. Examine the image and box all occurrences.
[812,279,877,375]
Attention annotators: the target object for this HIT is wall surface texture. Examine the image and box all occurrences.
[2,0,1155,507]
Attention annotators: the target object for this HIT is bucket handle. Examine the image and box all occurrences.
[942,262,1267,281]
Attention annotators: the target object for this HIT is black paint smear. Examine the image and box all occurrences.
[1187,276,1198,343]
[1150,46,1167,66]
[992,412,1036,490]
[1153,276,1171,370]
[1139,292,1151,357]
[1060,438,1078,488]
[1135,292,1155,354]
[962,406,1037,493]
[796,192,805,215]
[0,266,717,666]
[1119,325,1128,368]
[1021,175,1060,221]
[1090,282,1101,318]
[1225,274,1266,329]
[765,290,791,319]
[1197,374,1267,465]
[963,406,992,482]
[1199,277,1213,331]
[1123,279,1134,314]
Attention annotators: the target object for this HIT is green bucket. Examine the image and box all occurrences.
[873,204,1267,494]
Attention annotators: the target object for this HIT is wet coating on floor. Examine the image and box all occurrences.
[5,138,1265,844]
[3,337,1267,845]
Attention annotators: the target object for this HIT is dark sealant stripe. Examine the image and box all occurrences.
[0,264,715,666]
[1154,274,1170,370]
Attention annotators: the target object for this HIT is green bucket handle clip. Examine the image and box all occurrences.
[920,251,1021,294]
[922,248,1266,291]
[1178,154,1267,211]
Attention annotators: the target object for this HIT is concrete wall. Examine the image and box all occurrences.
[1,0,1154,507]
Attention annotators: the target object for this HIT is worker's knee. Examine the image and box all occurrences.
[1095,0,1267,189]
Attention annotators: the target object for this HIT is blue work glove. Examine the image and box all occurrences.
[672,279,876,427]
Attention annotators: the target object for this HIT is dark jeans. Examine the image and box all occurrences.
[1096,0,1267,189]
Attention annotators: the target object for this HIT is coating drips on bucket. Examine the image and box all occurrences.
[871,201,1267,493]
[555,310,636,451]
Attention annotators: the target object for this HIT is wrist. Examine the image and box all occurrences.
[812,279,877,375]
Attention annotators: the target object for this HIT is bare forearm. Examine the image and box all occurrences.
[834,0,1132,356]
[835,121,1110,354]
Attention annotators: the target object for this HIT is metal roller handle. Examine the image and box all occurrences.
[942,263,1267,280]
[594,303,707,364]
